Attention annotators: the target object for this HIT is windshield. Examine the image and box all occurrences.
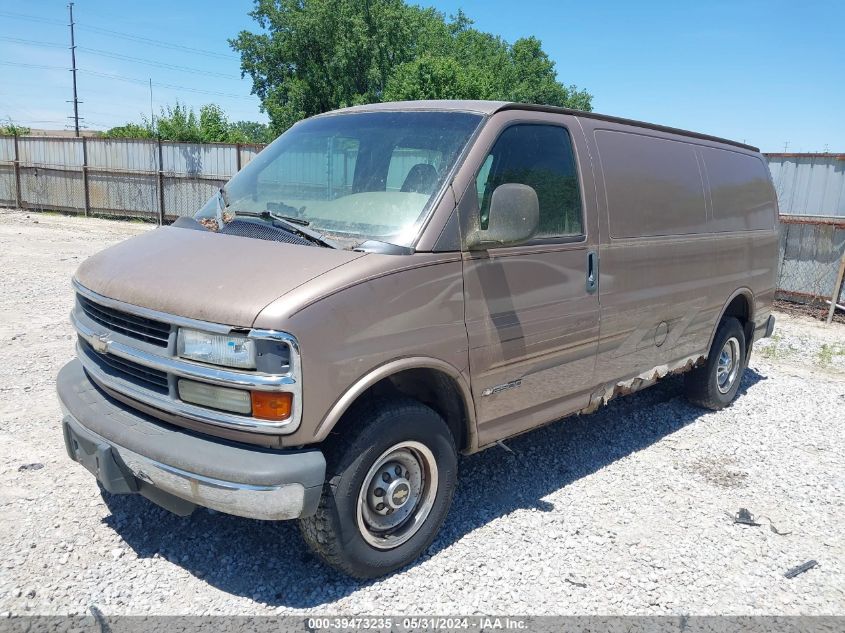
[193,111,482,248]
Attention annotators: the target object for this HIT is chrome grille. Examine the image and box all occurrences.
[77,294,171,347]
[72,280,302,435]
[80,338,169,394]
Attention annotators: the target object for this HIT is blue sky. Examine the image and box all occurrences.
[0,0,841,152]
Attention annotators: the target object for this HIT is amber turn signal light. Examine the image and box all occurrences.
[251,391,293,421]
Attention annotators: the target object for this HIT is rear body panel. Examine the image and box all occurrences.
[576,115,777,404]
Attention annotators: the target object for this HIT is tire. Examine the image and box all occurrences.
[684,316,747,410]
[299,397,458,579]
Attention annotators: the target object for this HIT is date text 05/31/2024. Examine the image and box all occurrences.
[306,617,528,630]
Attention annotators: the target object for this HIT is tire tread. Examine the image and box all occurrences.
[299,396,456,578]
[684,317,746,410]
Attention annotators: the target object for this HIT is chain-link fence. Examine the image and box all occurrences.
[776,216,845,307]
[0,134,265,222]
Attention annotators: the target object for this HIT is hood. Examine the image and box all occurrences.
[74,226,366,327]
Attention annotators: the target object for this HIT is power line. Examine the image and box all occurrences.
[0,61,256,100]
[78,69,256,100]
[0,38,242,80]
[0,10,238,60]
[0,35,66,49]
[76,24,238,60]
[0,10,66,26]
[0,61,67,71]
[76,46,242,79]
[2,119,70,125]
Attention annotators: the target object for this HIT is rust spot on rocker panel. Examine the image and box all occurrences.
[581,353,705,414]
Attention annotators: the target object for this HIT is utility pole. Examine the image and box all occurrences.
[68,2,81,137]
[149,78,155,129]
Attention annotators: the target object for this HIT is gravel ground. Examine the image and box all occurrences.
[0,209,843,616]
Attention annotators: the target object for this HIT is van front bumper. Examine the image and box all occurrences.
[57,359,325,521]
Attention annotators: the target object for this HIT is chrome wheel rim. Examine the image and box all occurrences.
[356,441,438,550]
[716,336,741,394]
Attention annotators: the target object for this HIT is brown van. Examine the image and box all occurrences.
[57,100,778,578]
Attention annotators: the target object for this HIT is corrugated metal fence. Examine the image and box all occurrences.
[1,136,843,309]
[0,135,263,221]
[766,153,845,312]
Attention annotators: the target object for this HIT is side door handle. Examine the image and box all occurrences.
[586,250,598,294]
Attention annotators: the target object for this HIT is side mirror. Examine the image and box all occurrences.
[466,183,539,250]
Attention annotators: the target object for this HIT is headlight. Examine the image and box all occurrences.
[177,328,257,369]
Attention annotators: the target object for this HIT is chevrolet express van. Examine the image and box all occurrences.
[58,100,778,578]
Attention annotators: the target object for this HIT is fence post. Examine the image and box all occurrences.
[81,136,90,217]
[826,251,845,325]
[12,133,23,209]
[156,137,165,225]
[235,142,242,172]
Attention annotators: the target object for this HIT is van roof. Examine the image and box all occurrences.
[323,100,760,152]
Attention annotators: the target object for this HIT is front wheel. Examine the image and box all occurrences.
[685,317,747,410]
[299,398,457,578]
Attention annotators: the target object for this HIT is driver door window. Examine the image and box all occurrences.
[476,124,583,238]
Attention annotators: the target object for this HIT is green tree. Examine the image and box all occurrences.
[100,122,153,139]
[199,104,230,143]
[102,102,273,144]
[231,0,592,133]
[0,119,31,136]
[229,120,273,144]
[155,102,203,143]
[384,55,487,101]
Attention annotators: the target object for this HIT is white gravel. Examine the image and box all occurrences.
[0,209,843,616]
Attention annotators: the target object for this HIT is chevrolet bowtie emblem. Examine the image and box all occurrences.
[90,334,110,354]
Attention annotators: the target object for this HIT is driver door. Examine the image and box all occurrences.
[459,113,601,446]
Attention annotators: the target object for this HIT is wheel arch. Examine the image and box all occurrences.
[706,288,755,355]
[313,357,478,453]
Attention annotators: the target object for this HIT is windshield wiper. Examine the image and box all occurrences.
[271,213,310,226]
[234,210,337,249]
[217,189,334,248]
[266,200,309,224]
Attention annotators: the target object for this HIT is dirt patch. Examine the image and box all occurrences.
[688,456,748,489]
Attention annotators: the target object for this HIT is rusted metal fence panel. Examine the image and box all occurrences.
[86,137,157,171]
[0,134,265,221]
[0,136,17,207]
[163,174,228,219]
[0,164,15,207]
[766,153,845,312]
[19,165,86,213]
[776,217,845,305]
[0,137,14,162]
[159,141,233,218]
[85,138,159,219]
[239,144,263,168]
[18,136,84,168]
[766,153,845,219]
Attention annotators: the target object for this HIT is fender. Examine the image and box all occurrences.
[706,287,755,354]
[313,357,478,452]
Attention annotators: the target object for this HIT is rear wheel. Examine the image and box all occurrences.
[299,398,457,578]
[685,317,747,410]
